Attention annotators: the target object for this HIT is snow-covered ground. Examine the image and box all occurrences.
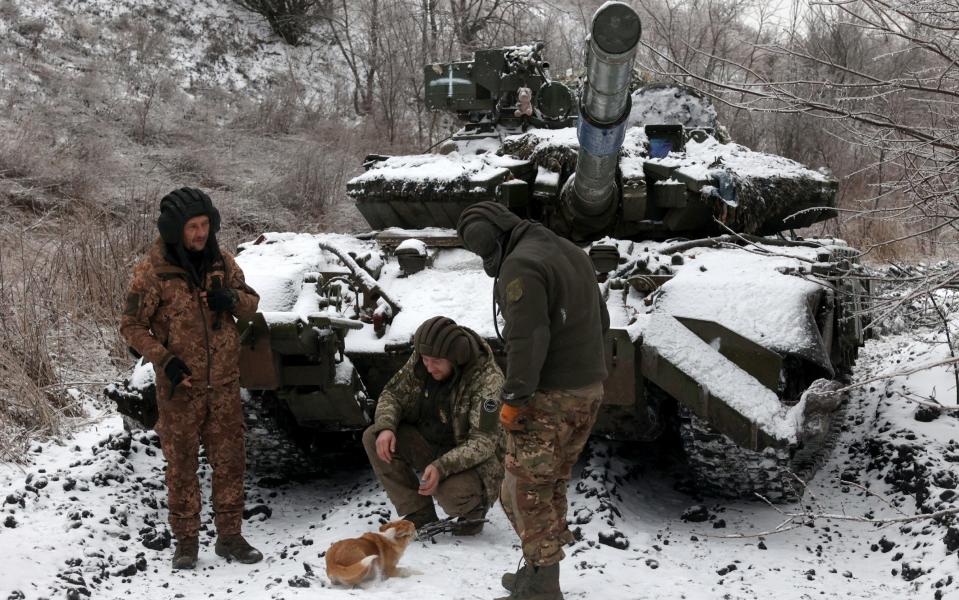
[3,325,959,599]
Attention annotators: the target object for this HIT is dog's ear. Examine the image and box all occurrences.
[379,521,394,533]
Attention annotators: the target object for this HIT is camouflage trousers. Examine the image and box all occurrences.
[500,382,604,566]
[155,379,246,540]
[362,424,485,518]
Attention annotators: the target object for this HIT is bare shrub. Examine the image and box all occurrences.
[232,72,306,134]
[122,17,169,64]
[0,233,76,455]
[66,15,98,45]
[167,148,228,189]
[221,191,297,235]
[127,70,179,143]
[0,0,19,22]
[14,17,45,38]
[0,188,160,459]
[277,141,347,214]
[246,131,359,228]
[232,0,323,46]
[54,209,157,324]
[0,120,110,205]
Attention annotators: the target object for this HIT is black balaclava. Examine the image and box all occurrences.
[157,187,222,287]
[456,201,522,277]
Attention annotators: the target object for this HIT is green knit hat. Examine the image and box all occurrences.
[413,316,479,365]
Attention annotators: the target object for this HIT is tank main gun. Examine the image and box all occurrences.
[561,2,641,236]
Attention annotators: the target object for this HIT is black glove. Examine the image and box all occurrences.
[206,288,238,312]
[163,356,192,388]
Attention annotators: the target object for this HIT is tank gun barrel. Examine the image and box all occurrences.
[562,2,641,237]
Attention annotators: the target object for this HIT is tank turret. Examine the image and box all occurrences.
[348,1,837,242]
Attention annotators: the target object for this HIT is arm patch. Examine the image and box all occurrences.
[123,293,141,317]
[506,278,524,303]
[478,396,500,433]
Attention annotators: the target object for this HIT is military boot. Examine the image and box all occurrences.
[501,561,530,592]
[404,504,439,530]
[171,536,198,570]
[452,506,487,536]
[497,563,563,600]
[215,534,263,564]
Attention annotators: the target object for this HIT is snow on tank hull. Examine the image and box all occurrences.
[106,227,869,500]
[225,228,868,501]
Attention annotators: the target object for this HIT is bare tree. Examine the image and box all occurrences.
[231,0,326,45]
[640,0,959,257]
[447,0,523,54]
[321,0,382,116]
[638,0,959,395]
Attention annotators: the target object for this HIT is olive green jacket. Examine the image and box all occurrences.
[372,328,505,504]
[497,221,609,403]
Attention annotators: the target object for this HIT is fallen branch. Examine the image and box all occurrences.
[832,355,959,397]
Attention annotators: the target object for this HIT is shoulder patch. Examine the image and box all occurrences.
[479,395,500,433]
[506,277,524,303]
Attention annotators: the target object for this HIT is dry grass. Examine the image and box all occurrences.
[0,188,158,460]
[0,118,111,207]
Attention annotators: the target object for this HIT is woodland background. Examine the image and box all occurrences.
[0,0,955,455]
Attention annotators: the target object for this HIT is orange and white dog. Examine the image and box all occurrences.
[325,519,417,586]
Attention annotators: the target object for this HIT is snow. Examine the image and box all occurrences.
[349,153,527,185]
[395,239,427,256]
[236,232,839,433]
[128,358,155,392]
[5,325,959,598]
[4,0,343,99]
[646,136,832,182]
[235,233,496,354]
[654,245,832,364]
[628,86,718,130]
[631,313,798,442]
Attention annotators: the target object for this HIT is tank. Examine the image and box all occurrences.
[108,2,870,501]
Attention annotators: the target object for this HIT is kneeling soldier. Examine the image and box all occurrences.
[363,316,505,534]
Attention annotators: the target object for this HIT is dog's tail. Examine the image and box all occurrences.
[329,555,379,586]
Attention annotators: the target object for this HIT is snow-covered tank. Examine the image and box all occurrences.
[109,3,870,501]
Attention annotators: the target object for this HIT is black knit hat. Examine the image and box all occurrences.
[157,187,221,245]
[413,316,480,366]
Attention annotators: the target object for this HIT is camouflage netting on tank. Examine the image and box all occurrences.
[629,84,722,137]
[500,128,581,174]
[347,153,524,228]
[703,171,839,235]
[501,126,650,177]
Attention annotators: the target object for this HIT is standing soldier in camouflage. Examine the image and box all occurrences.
[457,201,609,600]
[120,187,264,570]
[363,316,505,535]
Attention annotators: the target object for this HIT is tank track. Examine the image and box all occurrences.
[243,392,322,479]
[678,394,846,503]
[105,379,322,479]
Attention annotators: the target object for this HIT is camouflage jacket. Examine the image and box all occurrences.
[120,238,259,386]
[372,328,505,503]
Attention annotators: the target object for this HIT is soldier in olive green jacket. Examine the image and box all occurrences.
[458,201,609,600]
[362,316,505,535]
